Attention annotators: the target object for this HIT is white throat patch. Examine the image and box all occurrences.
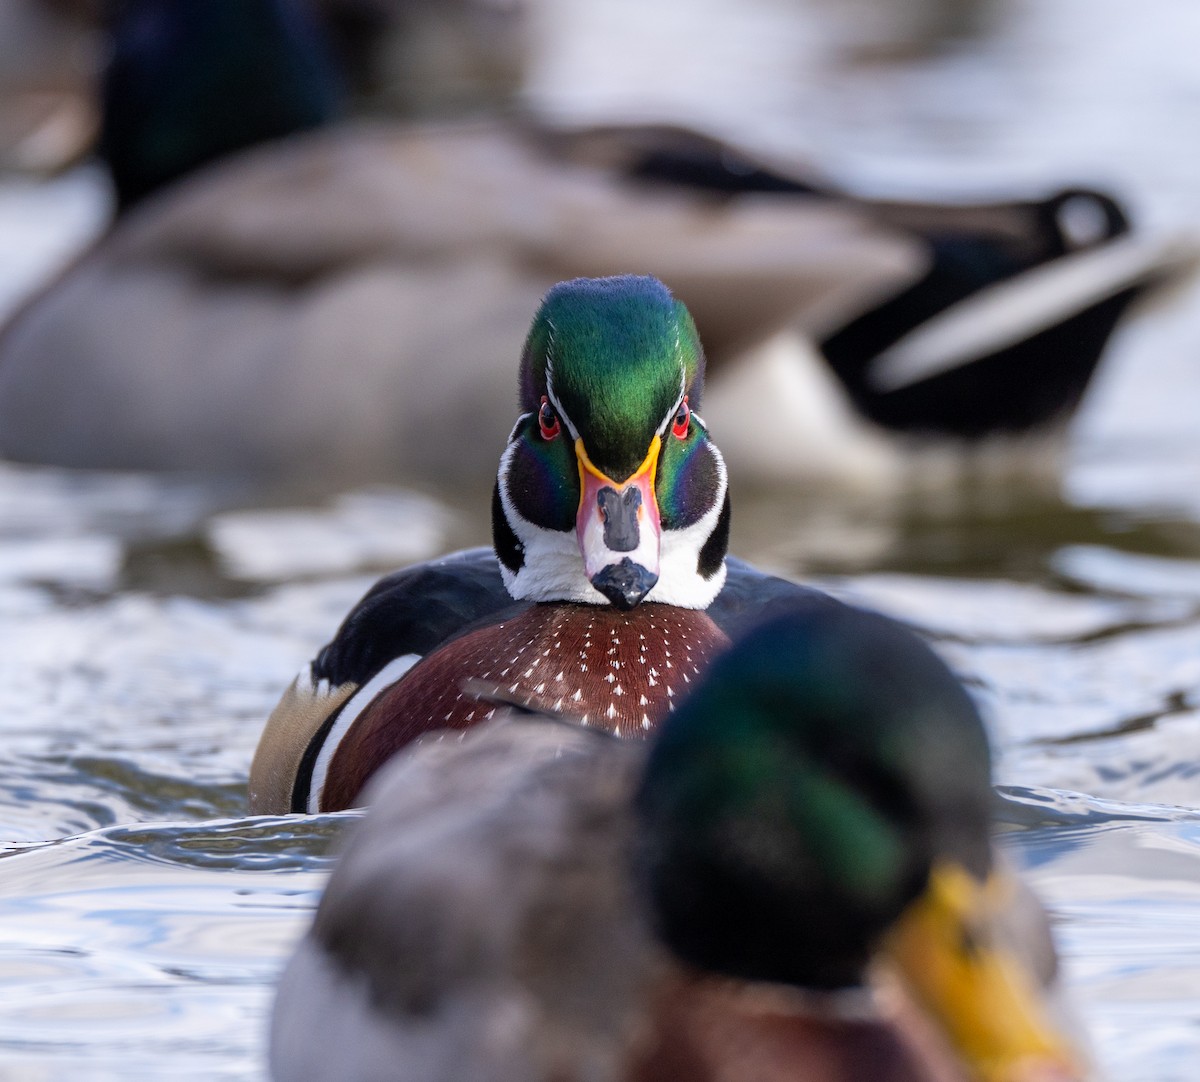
[496,437,728,610]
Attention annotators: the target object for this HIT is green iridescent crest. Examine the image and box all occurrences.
[520,277,705,478]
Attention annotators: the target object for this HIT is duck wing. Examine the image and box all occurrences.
[248,547,520,813]
[707,556,843,640]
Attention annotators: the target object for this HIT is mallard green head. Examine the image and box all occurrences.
[635,604,1084,1081]
[101,0,343,210]
[494,276,730,610]
[635,602,991,988]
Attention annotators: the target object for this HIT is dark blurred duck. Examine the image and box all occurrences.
[553,124,1193,452]
[0,0,1189,488]
[314,0,531,119]
[270,604,1090,1082]
[0,0,527,173]
[98,0,341,211]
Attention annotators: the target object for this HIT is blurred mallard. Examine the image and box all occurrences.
[270,602,1088,1082]
[0,0,1188,488]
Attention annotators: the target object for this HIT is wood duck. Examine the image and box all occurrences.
[248,274,840,814]
[269,602,1088,1082]
[0,0,1189,486]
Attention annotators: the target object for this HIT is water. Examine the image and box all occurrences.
[3,0,1200,1078]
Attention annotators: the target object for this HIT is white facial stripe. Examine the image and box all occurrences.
[655,369,689,437]
[542,328,582,444]
[496,437,524,505]
[546,385,580,443]
[544,320,557,391]
[507,412,533,444]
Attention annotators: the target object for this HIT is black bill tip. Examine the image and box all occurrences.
[591,558,658,611]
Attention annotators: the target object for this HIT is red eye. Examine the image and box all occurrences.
[671,396,690,440]
[538,396,561,440]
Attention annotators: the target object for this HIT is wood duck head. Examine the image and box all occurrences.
[493,274,731,612]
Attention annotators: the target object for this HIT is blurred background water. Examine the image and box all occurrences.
[2,0,1200,1078]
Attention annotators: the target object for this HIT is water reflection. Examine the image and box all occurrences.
[0,812,347,1080]
[734,481,1200,581]
[1002,791,1200,1081]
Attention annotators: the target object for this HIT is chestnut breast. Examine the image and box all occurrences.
[321,603,730,810]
